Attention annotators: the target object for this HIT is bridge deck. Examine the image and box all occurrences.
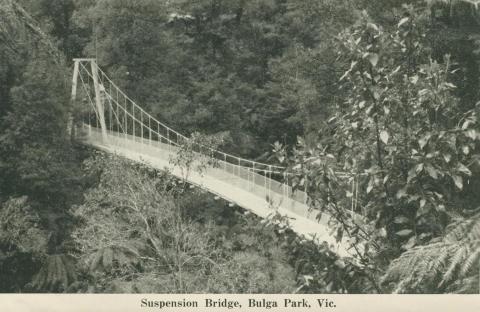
[79,125,350,256]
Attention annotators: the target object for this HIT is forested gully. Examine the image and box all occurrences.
[1,0,480,294]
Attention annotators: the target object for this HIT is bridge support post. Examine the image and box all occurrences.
[90,60,108,142]
[68,60,80,140]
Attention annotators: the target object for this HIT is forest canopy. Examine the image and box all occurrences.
[0,0,479,294]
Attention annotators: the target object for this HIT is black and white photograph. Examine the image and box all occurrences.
[1,0,480,304]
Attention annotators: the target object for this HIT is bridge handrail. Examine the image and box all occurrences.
[80,61,288,174]
[91,63,287,173]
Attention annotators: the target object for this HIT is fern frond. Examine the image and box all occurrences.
[89,249,104,272]
[102,247,114,270]
[383,212,480,293]
[86,245,140,273]
[440,245,468,286]
[31,254,77,292]
[429,245,450,274]
[461,243,480,276]
[447,274,479,293]
[468,222,480,242]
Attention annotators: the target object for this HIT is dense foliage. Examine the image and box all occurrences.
[1,0,479,293]
[277,4,480,293]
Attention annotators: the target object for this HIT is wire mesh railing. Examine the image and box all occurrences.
[74,59,362,215]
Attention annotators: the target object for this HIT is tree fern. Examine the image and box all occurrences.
[30,254,77,292]
[382,212,480,293]
[86,244,141,274]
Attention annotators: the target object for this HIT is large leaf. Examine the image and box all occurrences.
[398,17,409,27]
[425,165,439,180]
[396,229,413,237]
[452,175,463,190]
[418,134,431,150]
[394,216,409,224]
[368,53,379,67]
[380,130,389,144]
[457,163,472,176]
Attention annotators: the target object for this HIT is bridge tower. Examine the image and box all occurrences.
[71,58,108,142]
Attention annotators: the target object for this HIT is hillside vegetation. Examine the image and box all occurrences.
[0,0,479,293]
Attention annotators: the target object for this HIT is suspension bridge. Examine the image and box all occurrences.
[70,58,356,257]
